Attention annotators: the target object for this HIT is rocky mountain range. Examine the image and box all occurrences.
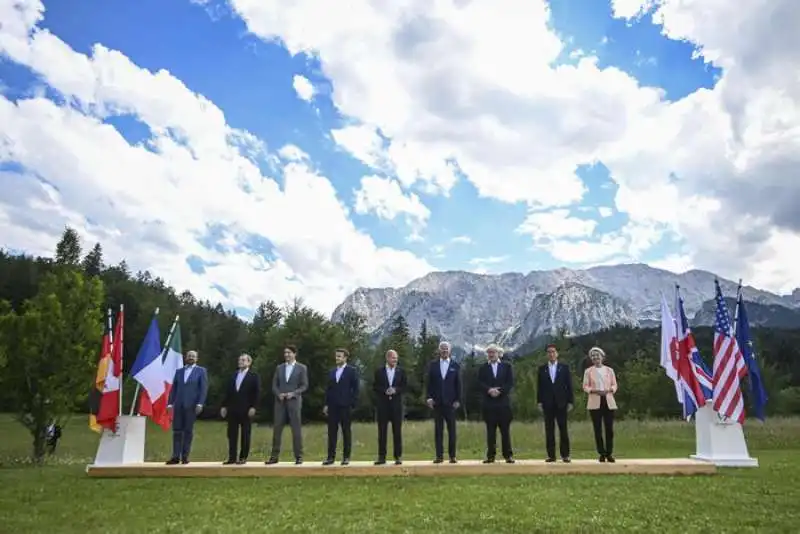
[331,264,800,353]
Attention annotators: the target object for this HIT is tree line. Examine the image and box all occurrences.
[1,229,799,459]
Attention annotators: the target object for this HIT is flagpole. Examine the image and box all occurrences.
[129,307,159,415]
[732,279,743,337]
[118,303,124,417]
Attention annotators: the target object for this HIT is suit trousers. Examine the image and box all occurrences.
[483,404,513,459]
[326,405,353,459]
[376,402,403,459]
[227,412,252,461]
[271,399,303,459]
[433,403,457,459]
[589,396,614,456]
[172,405,197,460]
[543,405,570,459]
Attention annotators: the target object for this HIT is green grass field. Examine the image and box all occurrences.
[1,414,798,533]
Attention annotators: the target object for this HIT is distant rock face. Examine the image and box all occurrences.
[331,263,799,353]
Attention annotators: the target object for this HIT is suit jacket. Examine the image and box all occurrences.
[427,359,462,406]
[272,362,309,399]
[536,361,574,409]
[168,365,209,408]
[373,365,407,407]
[582,365,618,410]
[221,369,261,416]
[325,365,359,408]
[478,360,514,407]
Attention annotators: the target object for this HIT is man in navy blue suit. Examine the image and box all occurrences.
[166,350,209,464]
[426,341,462,463]
[322,348,360,465]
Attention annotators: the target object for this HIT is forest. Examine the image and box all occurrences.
[1,228,798,440]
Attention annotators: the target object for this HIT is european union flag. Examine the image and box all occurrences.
[735,290,768,420]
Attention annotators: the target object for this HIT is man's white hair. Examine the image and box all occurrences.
[385,349,398,356]
[486,343,502,353]
[186,350,198,358]
[240,353,252,362]
[439,341,451,350]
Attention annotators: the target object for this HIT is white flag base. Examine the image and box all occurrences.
[91,415,146,466]
[690,403,758,467]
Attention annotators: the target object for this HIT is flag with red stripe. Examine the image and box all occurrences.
[712,280,747,423]
[96,306,123,430]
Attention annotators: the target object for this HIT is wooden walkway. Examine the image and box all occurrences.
[86,458,715,478]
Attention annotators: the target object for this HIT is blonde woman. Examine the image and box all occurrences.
[582,347,618,462]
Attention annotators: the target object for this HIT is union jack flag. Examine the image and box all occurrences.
[712,280,747,423]
[674,286,713,418]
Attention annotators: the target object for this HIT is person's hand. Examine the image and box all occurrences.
[537,403,543,412]
[426,398,434,408]
[386,387,395,395]
[278,393,286,400]
[286,392,295,399]
[453,401,460,409]
[167,405,173,412]
[322,405,328,416]
[248,408,256,418]
[567,403,573,412]
[195,405,203,415]
[220,407,227,418]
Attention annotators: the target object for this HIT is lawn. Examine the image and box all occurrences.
[1,414,798,533]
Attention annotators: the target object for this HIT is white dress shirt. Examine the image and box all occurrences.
[386,366,396,386]
[335,365,345,382]
[440,358,450,379]
[184,364,195,383]
[548,361,558,383]
[235,369,248,391]
[490,361,498,378]
[284,362,295,382]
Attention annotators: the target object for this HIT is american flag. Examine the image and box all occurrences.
[674,287,713,418]
[712,280,747,423]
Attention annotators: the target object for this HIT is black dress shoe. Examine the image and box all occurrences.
[181,458,190,464]
[374,458,386,465]
[394,459,402,465]
[545,457,556,463]
[223,459,236,465]
[166,458,180,465]
[341,458,350,466]
[606,455,616,463]
[562,457,571,463]
[433,457,443,464]
[599,455,606,462]
[295,457,303,465]
[482,458,495,464]
[505,457,515,464]
[322,458,335,465]
[265,457,278,465]
[236,458,247,464]
[449,457,457,464]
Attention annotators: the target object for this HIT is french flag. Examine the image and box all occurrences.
[151,319,183,430]
[130,316,164,425]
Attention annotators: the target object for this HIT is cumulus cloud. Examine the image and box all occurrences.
[223,0,800,293]
[0,0,433,315]
[292,74,314,101]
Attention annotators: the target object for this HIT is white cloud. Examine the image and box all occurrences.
[353,175,430,230]
[451,235,472,244]
[292,74,314,101]
[516,209,598,241]
[222,0,800,293]
[598,207,613,217]
[0,1,433,315]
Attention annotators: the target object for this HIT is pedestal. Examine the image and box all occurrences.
[691,403,758,467]
[92,415,146,466]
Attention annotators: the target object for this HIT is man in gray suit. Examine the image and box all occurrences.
[166,350,208,464]
[266,344,308,465]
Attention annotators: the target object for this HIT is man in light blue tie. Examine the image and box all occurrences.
[166,350,209,464]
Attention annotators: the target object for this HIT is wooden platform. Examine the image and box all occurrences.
[86,458,715,478]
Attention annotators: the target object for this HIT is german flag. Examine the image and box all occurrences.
[89,309,113,432]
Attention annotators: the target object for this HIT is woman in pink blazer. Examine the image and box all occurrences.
[582,346,617,462]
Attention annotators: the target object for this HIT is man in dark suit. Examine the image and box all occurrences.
[323,348,360,465]
[267,344,308,465]
[166,350,208,464]
[426,341,462,463]
[537,344,574,462]
[478,344,515,463]
[220,353,260,464]
[373,349,407,465]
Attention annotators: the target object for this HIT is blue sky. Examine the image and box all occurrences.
[0,0,796,315]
